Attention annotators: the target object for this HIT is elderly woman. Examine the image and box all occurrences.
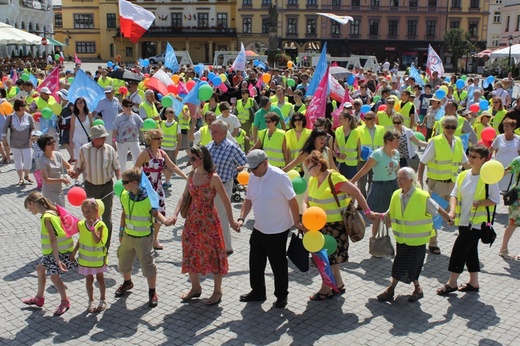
[377,167,453,302]
[437,145,500,295]
[2,99,35,186]
[113,98,144,170]
[303,151,377,300]
[490,118,520,192]
[251,112,288,168]
[334,111,360,179]
[285,112,311,174]
[351,131,400,238]
[392,113,427,170]
[37,134,73,206]
[135,129,188,250]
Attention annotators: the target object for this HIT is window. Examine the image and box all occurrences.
[517,15,520,31]
[287,18,297,34]
[54,14,62,28]
[470,0,479,8]
[369,19,379,36]
[388,20,398,36]
[106,13,116,29]
[261,0,271,5]
[407,20,417,36]
[243,0,252,5]
[217,13,227,28]
[287,0,298,5]
[307,0,317,6]
[492,35,499,47]
[493,12,501,24]
[243,18,252,33]
[428,0,436,8]
[352,0,360,6]
[370,0,379,7]
[306,19,316,34]
[409,0,417,8]
[171,13,182,27]
[74,14,94,29]
[468,21,478,37]
[198,13,209,27]
[426,20,436,36]
[76,42,96,53]
[332,0,341,5]
[331,21,340,35]
[452,0,461,8]
[450,21,460,29]
[350,18,360,35]
[390,0,398,7]
[262,18,269,33]
[506,16,510,31]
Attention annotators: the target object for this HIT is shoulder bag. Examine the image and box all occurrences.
[328,173,366,242]
[503,173,520,206]
[287,231,309,272]
[481,183,497,246]
[369,216,395,257]
[76,115,92,142]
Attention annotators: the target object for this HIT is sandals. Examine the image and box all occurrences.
[376,290,394,302]
[205,293,222,306]
[408,289,424,302]
[336,285,346,295]
[458,283,479,292]
[115,281,134,297]
[54,299,70,316]
[309,291,333,301]
[16,179,24,186]
[22,296,44,307]
[24,176,33,184]
[87,301,97,313]
[96,300,107,312]
[499,248,518,260]
[181,289,202,302]
[436,284,458,296]
[428,246,441,255]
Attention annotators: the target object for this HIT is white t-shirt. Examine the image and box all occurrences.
[217,114,241,135]
[450,172,500,229]
[246,165,296,234]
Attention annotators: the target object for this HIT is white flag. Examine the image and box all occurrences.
[426,44,444,78]
[232,42,246,72]
[316,13,353,25]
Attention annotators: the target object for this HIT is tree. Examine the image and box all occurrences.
[444,28,475,74]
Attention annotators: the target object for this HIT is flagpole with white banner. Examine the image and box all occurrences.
[426,44,445,78]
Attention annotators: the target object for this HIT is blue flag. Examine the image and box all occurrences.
[460,133,470,152]
[466,85,475,101]
[67,69,105,111]
[140,172,159,209]
[257,60,267,70]
[182,80,200,106]
[172,97,183,115]
[409,65,424,87]
[435,106,445,121]
[431,192,449,229]
[164,42,179,73]
[29,73,38,86]
[306,42,328,97]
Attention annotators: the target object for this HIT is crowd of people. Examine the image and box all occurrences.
[1,57,520,315]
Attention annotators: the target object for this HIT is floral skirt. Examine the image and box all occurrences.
[320,221,349,265]
[508,204,520,227]
[39,252,78,275]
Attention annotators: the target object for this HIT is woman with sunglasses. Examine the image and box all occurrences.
[135,129,187,250]
[69,97,93,164]
[113,99,143,170]
[392,113,427,170]
[491,97,507,133]
[285,112,311,174]
[37,134,73,206]
[490,118,520,192]
[251,112,288,168]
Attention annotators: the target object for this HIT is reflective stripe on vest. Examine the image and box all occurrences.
[236,98,254,123]
[307,171,351,223]
[161,121,179,149]
[260,129,286,167]
[121,191,153,236]
[40,213,74,255]
[426,135,463,181]
[454,170,495,226]
[334,126,359,165]
[77,220,107,268]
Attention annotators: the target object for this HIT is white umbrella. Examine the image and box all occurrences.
[0,22,43,45]
[490,44,520,59]
[329,66,352,80]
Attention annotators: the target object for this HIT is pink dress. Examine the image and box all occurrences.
[182,173,228,275]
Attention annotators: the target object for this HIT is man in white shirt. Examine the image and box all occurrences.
[217,101,240,137]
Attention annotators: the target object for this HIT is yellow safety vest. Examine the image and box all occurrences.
[454,170,495,226]
[113,79,125,95]
[307,170,351,223]
[201,103,221,116]
[236,97,254,123]
[235,129,246,150]
[178,112,191,130]
[377,111,394,131]
[7,87,18,99]
[40,212,74,255]
[36,96,57,112]
[473,123,494,141]
[97,77,113,89]
[77,220,108,268]
[198,125,213,145]
[358,125,385,161]
[161,121,179,149]
[453,90,468,106]
[140,101,158,119]
[259,128,286,167]
[335,126,359,166]
[396,101,413,126]
[427,134,464,181]
[121,190,153,237]
[285,128,311,165]
[294,103,306,114]
[277,102,293,119]
[389,188,434,246]
[492,109,507,132]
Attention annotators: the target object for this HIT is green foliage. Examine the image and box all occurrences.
[444,28,475,74]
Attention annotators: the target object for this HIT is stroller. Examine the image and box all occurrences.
[231,177,246,203]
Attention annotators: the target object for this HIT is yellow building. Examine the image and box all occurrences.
[55,0,238,63]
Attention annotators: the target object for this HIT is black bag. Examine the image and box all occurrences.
[287,232,309,272]
[503,173,520,206]
[481,184,497,246]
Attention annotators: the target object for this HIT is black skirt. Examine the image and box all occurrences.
[391,243,426,284]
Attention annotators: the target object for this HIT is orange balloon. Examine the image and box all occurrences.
[287,61,293,68]
[302,206,327,231]
[171,74,180,83]
[0,102,13,116]
[262,73,271,83]
[237,171,250,185]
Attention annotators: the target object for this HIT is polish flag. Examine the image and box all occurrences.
[119,0,155,44]
[145,69,172,95]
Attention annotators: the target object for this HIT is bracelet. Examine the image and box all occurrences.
[119,226,125,231]
[363,209,371,215]
[237,218,244,222]
[112,138,116,142]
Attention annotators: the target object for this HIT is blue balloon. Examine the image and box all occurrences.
[347,74,355,85]
[156,93,163,101]
[212,77,222,86]
[444,77,451,83]
[487,75,495,84]
[435,89,446,99]
[360,104,371,114]
[456,79,465,89]
[199,81,209,86]
[208,72,216,80]
[107,61,114,68]
[113,65,119,70]
[253,59,259,67]
[142,59,150,67]
[479,99,489,111]
[194,65,202,75]
[360,146,373,161]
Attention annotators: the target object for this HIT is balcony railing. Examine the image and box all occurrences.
[136,26,237,37]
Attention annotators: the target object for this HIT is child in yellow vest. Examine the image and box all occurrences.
[71,199,108,313]
[22,191,78,316]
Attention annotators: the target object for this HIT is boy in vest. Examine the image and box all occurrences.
[115,167,174,307]
[160,107,181,188]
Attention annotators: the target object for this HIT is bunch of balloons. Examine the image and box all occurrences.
[302,207,328,252]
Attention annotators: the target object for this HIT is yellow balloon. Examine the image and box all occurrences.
[171,74,180,83]
[51,103,62,115]
[219,73,227,82]
[287,170,300,180]
[440,85,449,94]
[287,61,293,68]
[302,206,327,232]
[480,160,504,184]
[303,230,325,253]
[96,199,105,217]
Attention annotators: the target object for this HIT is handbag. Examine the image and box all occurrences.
[503,173,520,206]
[369,217,395,257]
[287,232,309,272]
[328,174,366,242]
[481,183,497,246]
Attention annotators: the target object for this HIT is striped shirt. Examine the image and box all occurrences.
[77,142,120,185]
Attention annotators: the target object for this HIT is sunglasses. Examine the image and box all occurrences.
[124,105,132,108]
[265,120,272,124]
[153,137,163,140]
[306,163,317,171]
[189,156,199,162]
[293,118,303,122]
[364,117,375,121]
[46,141,56,145]
[444,125,457,130]
[122,180,133,185]
[393,121,401,124]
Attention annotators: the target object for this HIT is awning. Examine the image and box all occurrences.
[46,37,68,46]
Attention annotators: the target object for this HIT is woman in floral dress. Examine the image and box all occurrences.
[134,129,187,249]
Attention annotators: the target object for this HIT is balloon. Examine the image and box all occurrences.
[480,160,504,184]
[114,179,124,197]
[107,61,114,68]
[67,77,74,84]
[54,54,60,61]
[41,107,52,119]
[414,131,425,141]
[1,76,7,82]
[143,118,157,130]
[479,100,489,111]
[253,59,259,67]
[219,73,227,82]
[0,102,13,116]
[186,80,196,91]
[287,78,296,87]
[33,112,41,122]
[435,89,446,99]
[21,73,29,81]
[292,177,307,195]
[347,74,355,85]
[439,85,449,94]
[198,84,214,102]
[96,199,105,217]
[156,93,163,101]
[302,206,327,231]
[303,231,325,252]
[461,75,467,81]
[487,75,495,84]
[167,84,178,94]
[444,77,451,83]
[262,73,271,83]
[161,95,173,107]
[67,186,87,206]
[51,103,62,115]
[113,65,119,71]
[208,72,216,80]
[201,77,207,81]
[171,74,180,83]
[93,119,105,126]
[481,127,497,142]
[477,139,492,148]
[287,61,294,68]
[360,104,371,114]
[378,105,386,112]
[323,235,338,255]
[360,146,373,161]
[469,104,479,113]
[144,74,150,78]
[199,81,209,86]
[212,77,222,86]
[119,86,128,95]
[142,59,150,67]
[237,171,250,185]
[456,79,465,89]
[194,65,202,75]
[287,170,300,180]
[373,95,381,103]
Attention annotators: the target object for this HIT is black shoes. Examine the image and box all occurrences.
[273,297,287,308]
[239,292,266,302]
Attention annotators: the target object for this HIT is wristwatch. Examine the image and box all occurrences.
[237,218,244,223]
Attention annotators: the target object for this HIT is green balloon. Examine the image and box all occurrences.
[461,75,467,81]
[161,95,173,108]
[414,131,425,141]
[373,95,381,103]
[287,78,295,87]
[143,118,157,130]
[114,179,124,198]
[323,235,338,255]
[54,54,60,61]
[198,84,213,102]
[93,119,105,126]
[21,73,30,81]
[292,177,307,195]
[67,77,74,83]
[41,107,52,119]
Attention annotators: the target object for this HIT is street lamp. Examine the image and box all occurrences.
[508,34,513,73]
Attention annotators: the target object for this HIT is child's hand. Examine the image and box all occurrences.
[58,261,68,272]
[69,253,76,262]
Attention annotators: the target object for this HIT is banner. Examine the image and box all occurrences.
[426,44,444,78]
[36,67,60,100]
[164,42,180,73]
[305,67,329,129]
[232,42,246,71]
[67,69,105,111]
[409,65,425,87]
[306,42,328,97]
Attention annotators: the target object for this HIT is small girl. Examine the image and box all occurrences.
[71,199,108,313]
[32,131,44,189]
[23,191,77,316]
